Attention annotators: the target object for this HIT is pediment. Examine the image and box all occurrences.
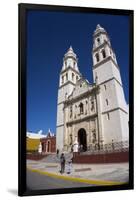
[68,77,91,99]
[76,78,89,88]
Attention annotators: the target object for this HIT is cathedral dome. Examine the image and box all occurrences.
[64,46,77,60]
[93,24,106,36]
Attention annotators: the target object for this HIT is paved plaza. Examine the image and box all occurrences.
[27,155,129,188]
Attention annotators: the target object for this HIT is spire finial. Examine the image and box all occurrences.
[69,45,73,51]
[96,24,101,29]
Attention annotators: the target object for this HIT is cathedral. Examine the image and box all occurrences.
[56,24,129,152]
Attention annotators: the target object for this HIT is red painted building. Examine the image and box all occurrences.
[40,131,56,153]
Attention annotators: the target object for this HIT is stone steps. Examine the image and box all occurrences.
[41,153,73,163]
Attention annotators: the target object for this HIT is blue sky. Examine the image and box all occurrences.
[26,10,129,134]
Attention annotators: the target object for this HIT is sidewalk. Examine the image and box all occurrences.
[27,159,129,185]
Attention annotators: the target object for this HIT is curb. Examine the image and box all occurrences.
[27,167,126,186]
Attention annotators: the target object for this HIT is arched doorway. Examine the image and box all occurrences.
[78,128,87,151]
[42,143,45,152]
[47,141,51,152]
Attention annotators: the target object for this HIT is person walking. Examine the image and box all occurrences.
[60,153,66,174]
[56,149,59,158]
[67,158,72,174]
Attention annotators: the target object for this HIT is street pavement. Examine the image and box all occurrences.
[27,156,129,190]
[27,160,129,181]
[27,169,93,190]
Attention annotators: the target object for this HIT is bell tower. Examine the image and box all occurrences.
[92,24,129,144]
[56,46,81,151]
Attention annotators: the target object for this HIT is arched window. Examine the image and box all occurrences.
[62,76,64,84]
[104,84,107,90]
[74,62,75,68]
[66,73,68,81]
[101,49,106,58]
[79,102,84,114]
[91,101,94,111]
[106,99,108,106]
[97,37,100,44]
[47,140,51,152]
[95,53,99,62]
[72,73,74,81]
[76,76,79,81]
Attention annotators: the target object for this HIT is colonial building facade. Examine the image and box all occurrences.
[56,25,129,152]
[27,129,56,153]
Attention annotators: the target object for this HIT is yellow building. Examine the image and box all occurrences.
[26,137,40,152]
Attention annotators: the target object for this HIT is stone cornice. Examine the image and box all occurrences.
[60,66,81,75]
[102,107,128,115]
[57,101,64,106]
[66,113,97,126]
[93,31,109,39]
[93,40,111,53]
[93,56,119,70]
[98,77,123,88]
[59,80,76,89]
[63,55,77,61]
[56,124,64,128]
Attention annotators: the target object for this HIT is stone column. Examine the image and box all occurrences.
[38,142,42,154]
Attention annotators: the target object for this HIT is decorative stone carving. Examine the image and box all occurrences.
[69,134,72,145]
[92,129,96,143]
[70,106,72,118]
[91,100,94,111]
[73,137,79,152]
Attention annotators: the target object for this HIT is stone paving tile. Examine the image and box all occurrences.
[27,160,129,183]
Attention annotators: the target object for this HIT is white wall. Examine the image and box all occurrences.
[99,79,127,113]
[102,110,124,143]
[0,0,136,200]
[56,126,64,151]
[99,79,119,112]
[56,103,64,125]
[93,60,122,84]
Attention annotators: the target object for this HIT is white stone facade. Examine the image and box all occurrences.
[56,25,129,152]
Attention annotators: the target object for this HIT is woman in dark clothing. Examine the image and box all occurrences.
[60,153,65,174]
